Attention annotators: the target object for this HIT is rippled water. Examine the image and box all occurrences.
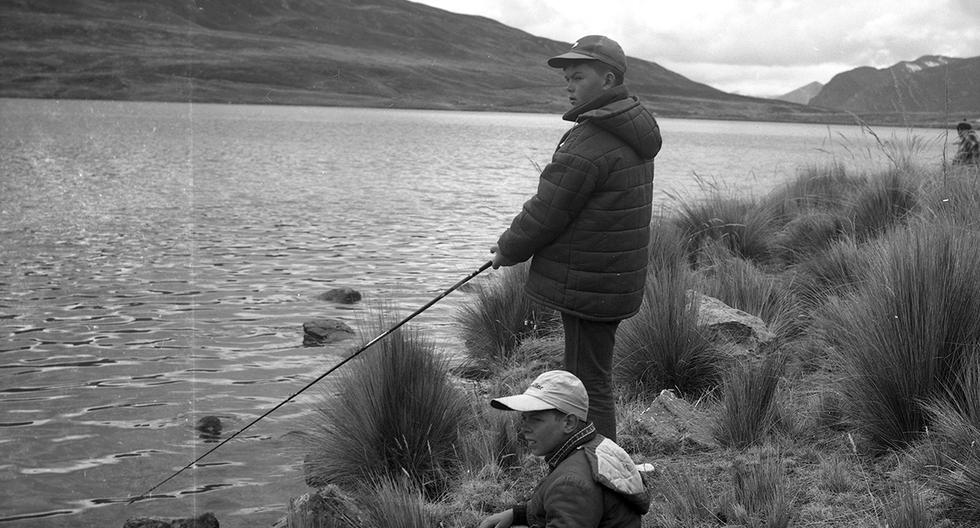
[0,99,949,527]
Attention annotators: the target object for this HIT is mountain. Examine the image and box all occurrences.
[775,81,823,105]
[809,55,980,115]
[0,0,835,122]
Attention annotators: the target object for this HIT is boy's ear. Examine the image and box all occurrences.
[602,71,616,89]
[561,413,580,433]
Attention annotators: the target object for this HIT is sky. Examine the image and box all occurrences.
[415,0,980,97]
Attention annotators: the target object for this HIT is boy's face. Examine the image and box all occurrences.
[562,62,613,108]
[519,410,573,456]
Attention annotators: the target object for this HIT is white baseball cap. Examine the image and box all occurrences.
[491,370,589,421]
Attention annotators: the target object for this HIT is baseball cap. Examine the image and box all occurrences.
[547,35,627,75]
[491,370,589,421]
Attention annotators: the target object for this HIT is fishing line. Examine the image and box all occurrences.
[129,259,493,503]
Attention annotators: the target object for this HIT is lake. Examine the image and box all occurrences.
[0,98,953,527]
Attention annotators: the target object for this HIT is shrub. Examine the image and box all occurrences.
[613,266,722,398]
[819,221,980,450]
[304,312,472,499]
[713,354,786,449]
[455,262,560,375]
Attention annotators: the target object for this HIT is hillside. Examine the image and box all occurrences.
[809,55,980,116]
[775,81,823,105]
[0,0,842,122]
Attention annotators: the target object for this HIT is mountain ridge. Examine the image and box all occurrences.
[1,0,972,126]
[809,54,980,115]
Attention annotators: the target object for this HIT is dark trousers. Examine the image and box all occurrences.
[561,312,620,440]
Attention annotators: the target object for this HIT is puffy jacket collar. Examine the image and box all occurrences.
[562,85,662,160]
[545,423,596,469]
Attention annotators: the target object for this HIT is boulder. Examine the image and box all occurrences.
[122,512,218,528]
[272,486,363,528]
[638,389,718,452]
[316,287,362,304]
[195,416,222,438]
[302,319,355,347]
[690,291,774,355]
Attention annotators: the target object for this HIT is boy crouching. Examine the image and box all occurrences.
[478,370,650,528]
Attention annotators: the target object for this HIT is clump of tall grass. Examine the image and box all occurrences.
[818,220,980,450]
[713,354,787,448]
[847,168,918,241]
[304,311,472,499]
[723,446,794,528]
[613,265,722,398]
[882,483,934,528]
[792,235,868,303]
[649,215,692,272]
[766,162,863,215]
[360,478,432,528]
[648,464,722,527]
[673,193,780,265]
[772,210,851,265]
[455,262,560,376]
[918,164,980,228]
[921,353,980,518]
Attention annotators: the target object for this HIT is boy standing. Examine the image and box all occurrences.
[491,36,662,440]
[477,370,649,528]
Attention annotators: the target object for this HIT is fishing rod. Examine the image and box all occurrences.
[129,259,494,504]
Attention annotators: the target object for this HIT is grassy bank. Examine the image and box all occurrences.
[289,152,980,527]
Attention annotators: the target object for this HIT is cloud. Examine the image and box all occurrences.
[416,0,980,95]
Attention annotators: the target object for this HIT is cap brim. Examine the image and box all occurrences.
[547,51,597,68]
[491,394,557,413]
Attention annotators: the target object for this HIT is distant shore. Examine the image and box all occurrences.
[2,93,970,130]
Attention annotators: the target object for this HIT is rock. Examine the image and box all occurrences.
[273,486,363,528]
[122,512,219,528]
[316,287,362,304]
[302,319,355,347]
[638,389,718,452]
[690,290,774,356]
[195,416,221,438]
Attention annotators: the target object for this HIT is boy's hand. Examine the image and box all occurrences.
[490,246,518,269]
[477,508,514,528]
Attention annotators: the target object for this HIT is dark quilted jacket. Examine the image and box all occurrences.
[497,86,661,321]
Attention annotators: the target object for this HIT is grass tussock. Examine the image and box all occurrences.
[673,194,780,265]
[713,354,787,449]
[724,447,794,528]
[455,262,560,376]
[613,265,722,398]
[304,311,472,499]
[819,221,980,450]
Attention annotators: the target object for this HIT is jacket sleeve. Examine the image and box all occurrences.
[542,476,603,528]
[496,151,597,262]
